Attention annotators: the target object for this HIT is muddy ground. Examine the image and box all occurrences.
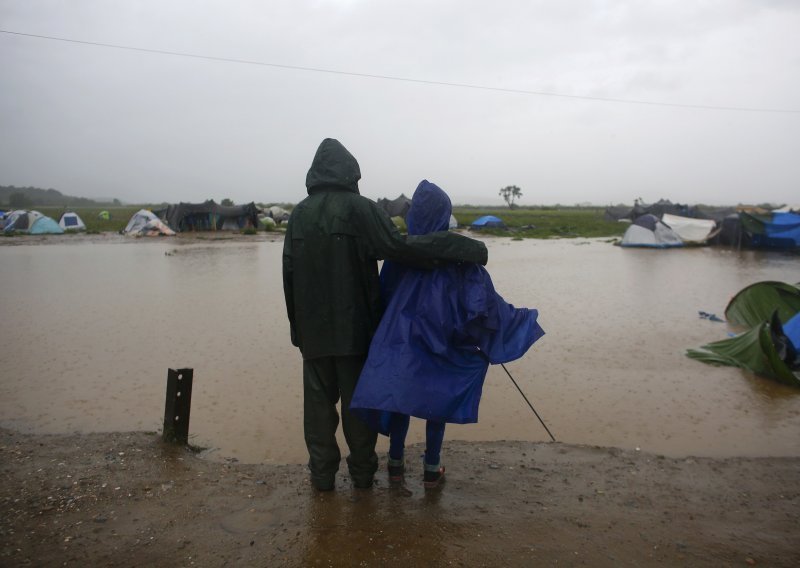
[1,428,798,567]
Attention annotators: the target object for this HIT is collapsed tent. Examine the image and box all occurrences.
[122,209,175,237]
[470,215,506,229]
[620,214,683,248]
[661,214,716,244]
[58,211,87,232]
[725,281,800,328]
[156,200,260,232]
[739,211,800,249]
[377,194,412,220]
[3,210,64,234]
[687,281,800,387]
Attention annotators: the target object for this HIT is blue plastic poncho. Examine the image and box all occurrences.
[350,180,544,426]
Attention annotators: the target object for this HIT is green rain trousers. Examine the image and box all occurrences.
[303,356,378,489]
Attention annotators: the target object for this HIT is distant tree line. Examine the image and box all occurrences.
[0,185,121,208]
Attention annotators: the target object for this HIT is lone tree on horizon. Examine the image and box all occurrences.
[499,185,522,209]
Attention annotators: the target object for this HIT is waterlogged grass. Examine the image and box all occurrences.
[452,207,625,239]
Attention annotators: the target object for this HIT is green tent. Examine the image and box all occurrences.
[687,313,799,386]
[98,210,110,220]
[687,281,800,387]
[725,281,800,328]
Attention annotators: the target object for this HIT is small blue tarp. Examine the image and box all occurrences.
[471,215,506,228]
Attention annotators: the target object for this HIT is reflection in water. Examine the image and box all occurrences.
[304,482,452,565]
[0,238,798,463]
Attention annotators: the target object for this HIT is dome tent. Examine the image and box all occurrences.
[3,210,64,234]
[122,209,175,237]
[58,211,87,232]
[620,214,683,248]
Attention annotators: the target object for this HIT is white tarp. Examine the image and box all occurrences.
[662,214,716,243]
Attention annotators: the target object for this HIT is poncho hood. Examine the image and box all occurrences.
[305,138,361,195]
[407,180,452,235]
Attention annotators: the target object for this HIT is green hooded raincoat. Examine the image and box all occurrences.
[283,139,488,360]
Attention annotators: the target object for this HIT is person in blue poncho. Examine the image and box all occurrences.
[350,180,545,488]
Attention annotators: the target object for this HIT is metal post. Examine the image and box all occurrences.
[163,368,194,444]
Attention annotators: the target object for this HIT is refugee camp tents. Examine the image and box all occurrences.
[377,194,412,220]
[58,211,87,232]
[687,281,800,386]
[156,200,260,232]
[3,210,64,234]
[470,215,506,229]
[661,214,716,244]
[604,206,633,222]
[620,214,683,248]
[604,199,697,222]
[122,209,175,236]
[739,211,800,249]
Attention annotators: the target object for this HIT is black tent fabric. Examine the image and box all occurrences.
[604,199,719,222]
[156,201,260,232]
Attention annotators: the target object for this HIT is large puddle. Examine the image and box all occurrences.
[1,236,798,463]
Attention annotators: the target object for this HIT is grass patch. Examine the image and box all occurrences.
[452,206,625,239]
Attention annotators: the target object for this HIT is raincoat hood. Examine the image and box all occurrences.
[406,180,452,235]
[305,138,361,194]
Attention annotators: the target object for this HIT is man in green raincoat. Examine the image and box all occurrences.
[283,139,488,490]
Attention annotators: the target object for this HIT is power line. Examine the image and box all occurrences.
[2,28,799,114]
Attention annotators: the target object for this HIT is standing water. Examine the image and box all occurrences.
[1,236,798,463]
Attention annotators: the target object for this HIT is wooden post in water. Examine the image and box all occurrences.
[163,368,194,444]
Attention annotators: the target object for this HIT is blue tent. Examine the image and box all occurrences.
[29,216,64,234]
[470,215,506,229]
[741,211,800,249]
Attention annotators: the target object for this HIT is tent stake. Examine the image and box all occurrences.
[500,363,556,442]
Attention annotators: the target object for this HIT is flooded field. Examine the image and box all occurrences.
[1,235,798,463]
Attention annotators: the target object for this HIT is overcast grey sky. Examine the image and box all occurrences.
[1,1,799,206]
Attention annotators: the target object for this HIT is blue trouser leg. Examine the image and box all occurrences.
[424,420,446,467]
[388,413,410,461]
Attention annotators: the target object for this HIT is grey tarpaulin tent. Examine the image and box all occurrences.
[156,201,260,232]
